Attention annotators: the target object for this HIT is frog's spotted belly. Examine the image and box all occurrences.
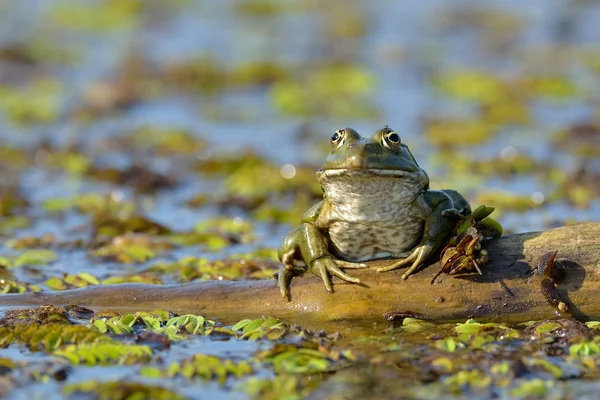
[328,218,424,261]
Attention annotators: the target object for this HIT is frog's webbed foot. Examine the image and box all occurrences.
[311,257,367,293]
[376,244,433,279]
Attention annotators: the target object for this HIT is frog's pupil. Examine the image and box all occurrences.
[388,133,400,143]
[332,132,339,142]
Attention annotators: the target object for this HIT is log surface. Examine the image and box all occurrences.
[1,222,599,326]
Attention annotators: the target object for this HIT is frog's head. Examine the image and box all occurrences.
[319,126,422,173]
[317,126,429,212]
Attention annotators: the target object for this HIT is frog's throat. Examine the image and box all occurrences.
[316,167,430,223]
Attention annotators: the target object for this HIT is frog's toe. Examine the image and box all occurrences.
[401,244,433,279]
[376,244,434,279]
[277,265,305,300]
[335,260,368,269]
[277,268,293,299]
[376,253,417,273]
[311,258,362,293]
[327,261,362,284]
[312,260,334,292]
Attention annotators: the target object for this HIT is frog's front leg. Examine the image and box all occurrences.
[278,223,366,299]
[377,190,467,279]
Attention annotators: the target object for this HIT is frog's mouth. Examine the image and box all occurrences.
[317,168,418,177]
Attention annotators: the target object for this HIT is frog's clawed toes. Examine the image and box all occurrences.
[376,253,417,273]
[311,257,362,293]
[376,244,434,279]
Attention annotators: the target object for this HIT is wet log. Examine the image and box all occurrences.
[1,222,599,327]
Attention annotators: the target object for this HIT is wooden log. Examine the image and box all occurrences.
[1,222,599,327]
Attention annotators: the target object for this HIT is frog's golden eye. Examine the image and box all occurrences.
[331,129,345,148]
[382,130,401,150]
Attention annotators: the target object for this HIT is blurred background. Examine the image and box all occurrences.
[1,0,600,240]
[2,2,600,398]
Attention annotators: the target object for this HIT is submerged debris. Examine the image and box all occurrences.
[537,250,571,313]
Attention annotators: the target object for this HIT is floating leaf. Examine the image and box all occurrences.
[54,342,152,365]
[13,249,58,267]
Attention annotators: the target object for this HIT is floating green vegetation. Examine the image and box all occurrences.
[0,79,62,124]
[193,151,322,225]
[141,354,253,384]
[146,254,279,282]
[0,279,42,294]
[434,70,509,104]
[256,342,355,374]
[430,151,540,180]
[32,143,91,176]
[424,117,496,147]
[42,195,170,238]
[510,379,552,397]
[0,145,28,170]
[90,312,220,339]
[91,234,171,263]
[234,0,293,16]
[92,212,171,238]
[0,216,30,235]
[480,96,531,126]
[42,193,135,215]
[232,317,287,340]
[521,75,580,101]
[569,340,600,358]
[63,380,185,400]
[49,0,143,32]
[270,64,377,118]
[434,69,580,104]
[194,216,255,242]
[162,55,290,95]
[45,273,101,291]
[475,191,539,213]
[128,126,207,155]
[6,233,59,249]
[0,249,58,268]
[0,305,71,325]
[55,342,153,365]
[88,164,177,193]
[0,323,109,351]
[241,375,313,400]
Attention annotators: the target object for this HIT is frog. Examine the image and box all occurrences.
[277,127,471,299]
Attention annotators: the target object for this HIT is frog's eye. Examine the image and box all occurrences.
[331,129,345,148]
[382,130,401,150]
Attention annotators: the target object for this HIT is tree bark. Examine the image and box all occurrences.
[1,222,599,327]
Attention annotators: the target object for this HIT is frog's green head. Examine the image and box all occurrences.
[317,126,429,212]
[320,127,421,173]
